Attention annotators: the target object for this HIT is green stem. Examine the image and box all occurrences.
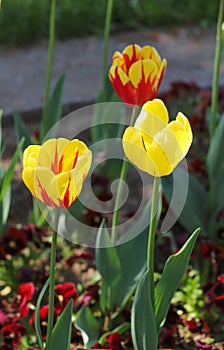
[102,0,114,84]
[40,0,56,142]
[111,107,139,244]
[45,212,59,349]
[209,0,224,140]
[147,176,160,311]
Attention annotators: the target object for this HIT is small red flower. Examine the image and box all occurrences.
[106,332,122,350]
[54,282,78,313]
[1,322,26,347]
[19,282,35,301]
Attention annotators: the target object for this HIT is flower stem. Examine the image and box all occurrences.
[40,0,56,142]
[102,0,114,84]
[147,176,160,311]
[111,107,139,244]
[45,212,59,349]
[209,0,224,140]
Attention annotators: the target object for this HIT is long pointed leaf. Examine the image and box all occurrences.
[48,299,73,350]
[40,74,65,141]
[0,137,24,201]
[76,306,103,347]
[155,228,200,331]
[95,222,121,287]
[14,112,32,151]
[0,187,11,235]
[131,270,158,350]
[34,277,50,350]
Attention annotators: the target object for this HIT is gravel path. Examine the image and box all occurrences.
[0,26,223,118]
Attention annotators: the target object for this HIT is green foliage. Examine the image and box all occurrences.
[131,270,158,350]
[76,306,103,347]
[155,228,200,331]
[0,0,49,45]
[172,269,204,319]
[48,299,73,350]
[0,0,219,46]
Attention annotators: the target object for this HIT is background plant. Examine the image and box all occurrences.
[0,0,219,46]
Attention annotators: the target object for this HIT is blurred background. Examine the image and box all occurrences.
[0,0,219,46]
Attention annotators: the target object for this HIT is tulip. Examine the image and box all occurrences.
[22,138,92,208]
[122,99,193,177]
[109,44,167,106]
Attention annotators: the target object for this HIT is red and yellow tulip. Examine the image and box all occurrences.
[109,44,167,106]
[22,138,92,208]
[122,99,193,177]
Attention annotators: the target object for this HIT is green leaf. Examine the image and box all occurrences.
[207,115,224,180]
[48,299,73,350]
[162,169,207,233]
[0,137,24,201]
[14,112,32,151]
[76,306,103,347]
[111,200,157,308]
[155,228,200,331]
[35,277,50,350]
[131,270,158,350]
[95,222,121,287]
[40,74,65,141]
[0,110,3,153]
[0,187,11,235]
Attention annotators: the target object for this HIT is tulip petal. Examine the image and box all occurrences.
[55,169,83,208]
[75,149,92,179]
[34,167,60,207]
[37,138,70,172]
[61,139,90,173]
[122,127,156,175]
[129,59,158,89]
[122,44,141,73]
[167,112,193,157]
[23,145,40,168]
[22,167,35,196]
[135,99,169,138]
[140,46,161,68]
[109,66,136,105]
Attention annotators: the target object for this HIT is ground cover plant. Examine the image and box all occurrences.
[0,0,224,349]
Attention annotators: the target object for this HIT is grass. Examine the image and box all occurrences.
[0,0,219,46]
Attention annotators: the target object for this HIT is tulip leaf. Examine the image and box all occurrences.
[111,199,160,308]
[95,221,121,288]
[155,227,200,331]
[48,299,73,350]
[40,74,65,141]
[14,111,32,151]
[207,115,224,180]
[34,277,50,350]
[0,184,10,236]
[162,168,207,233]
[131,269,158,350]
[76,306,103,347]
[0,137,24,202]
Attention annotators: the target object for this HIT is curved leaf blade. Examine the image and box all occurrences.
[155,228,200,331]
[131,270,158,350]
[48,299,73,350]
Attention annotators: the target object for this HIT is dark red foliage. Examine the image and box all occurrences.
[65,251,94,266]
[78,285,99,307]
[0,227,27,258]
[199,243,224,265]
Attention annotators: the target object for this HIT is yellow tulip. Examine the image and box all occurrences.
[22,138,92,208]
[109,44,167,106]
[122,99,193,177]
